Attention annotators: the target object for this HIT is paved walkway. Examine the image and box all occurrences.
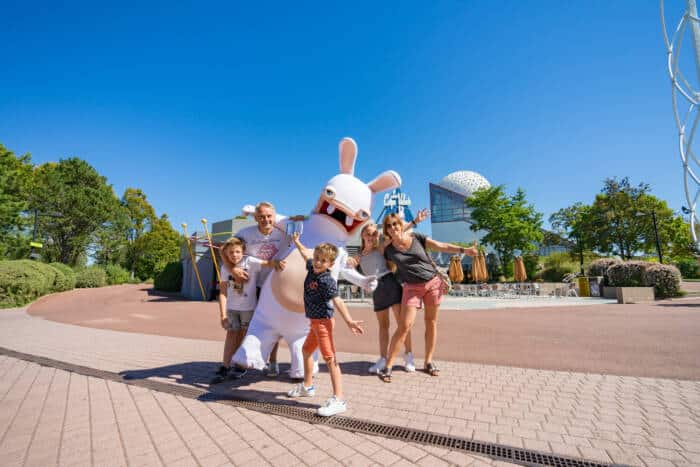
[27,285,700,380]
[2,308,699,466]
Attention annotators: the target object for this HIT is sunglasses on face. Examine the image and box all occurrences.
[388,222,401,228]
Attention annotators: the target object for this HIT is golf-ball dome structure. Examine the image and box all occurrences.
[437,171,491,198]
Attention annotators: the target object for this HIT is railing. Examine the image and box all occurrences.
[449,282,579,299]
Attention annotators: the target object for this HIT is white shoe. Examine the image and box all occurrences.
[368,357,386,374]
[404,352,416,372]
[287,383,315,398]
[317,396,347,417]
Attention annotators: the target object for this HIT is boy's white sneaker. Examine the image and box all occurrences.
[368,357,386,374]
[317,396,347,417]
[404,352,416,372]
[287,383,315,398]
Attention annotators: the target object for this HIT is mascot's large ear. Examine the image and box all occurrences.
[368,170,402,194]
[339,137,357,175]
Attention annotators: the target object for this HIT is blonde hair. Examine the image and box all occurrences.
[314,242,339,263]
[220,236,245,270]
[360,222,380,251]
[382,213,403,239]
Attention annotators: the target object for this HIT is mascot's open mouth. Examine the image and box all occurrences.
[319,200,365,233]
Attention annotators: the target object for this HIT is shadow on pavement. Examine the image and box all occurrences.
[199,389,320,410]
[119,360,330,410]
[657,303,700,308]
[144,287,197,303]
[120,361,221,388]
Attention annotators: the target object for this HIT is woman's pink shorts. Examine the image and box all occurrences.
[402,275,443,308]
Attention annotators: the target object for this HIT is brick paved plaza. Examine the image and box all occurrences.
[1,286,699,466]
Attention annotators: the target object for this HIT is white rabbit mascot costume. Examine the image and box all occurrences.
[232,137,401,378]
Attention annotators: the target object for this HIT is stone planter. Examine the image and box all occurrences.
[601,286,618,299]
[616,286,654,304]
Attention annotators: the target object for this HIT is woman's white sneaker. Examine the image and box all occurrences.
[368,357,386,374]
[404,352,416,372]
[287,383,315,397]
[317,396,347,417]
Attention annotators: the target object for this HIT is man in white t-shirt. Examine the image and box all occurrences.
[231,201,302,376]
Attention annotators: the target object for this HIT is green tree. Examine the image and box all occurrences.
[549,202,594,273]
[122,188,156,239]
[31,158,119,265]
[92,204,131,266]
[588,177,674,260]
[121,188,157,274]
[663,215,696,262]
[92,188,158,269]
[131,215,182,280]
[0,144,33,258]
[466,186,543,276]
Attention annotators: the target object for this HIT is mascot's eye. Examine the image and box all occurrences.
[324,187,336,198]
[356,209,370,220]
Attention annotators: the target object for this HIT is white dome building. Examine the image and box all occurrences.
[437,171,491,198]
[429,170,491,247]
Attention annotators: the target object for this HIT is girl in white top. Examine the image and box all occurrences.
[212,237,278,383]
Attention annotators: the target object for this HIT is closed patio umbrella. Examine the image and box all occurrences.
[514,256,527,282]
[449,255,464,283]
[472,253,488,283]
[480,253,489,282]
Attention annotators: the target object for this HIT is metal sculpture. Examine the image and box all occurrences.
[661,0,700,246]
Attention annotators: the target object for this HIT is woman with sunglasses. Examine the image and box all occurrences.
[377,212,477,382]
[348,208,428,374]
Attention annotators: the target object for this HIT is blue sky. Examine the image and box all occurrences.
[0,1,689,236]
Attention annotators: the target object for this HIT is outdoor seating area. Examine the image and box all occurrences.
[450,282,579,299]
[339,281,582,303]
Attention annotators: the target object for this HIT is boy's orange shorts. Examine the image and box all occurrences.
[302,318,336,361]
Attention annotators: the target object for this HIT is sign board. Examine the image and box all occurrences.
[29,241,43,248]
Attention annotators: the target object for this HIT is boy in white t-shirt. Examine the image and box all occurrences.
[211,236,279,384]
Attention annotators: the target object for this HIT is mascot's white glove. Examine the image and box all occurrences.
[340,267,377,293]
[364,275,378,293]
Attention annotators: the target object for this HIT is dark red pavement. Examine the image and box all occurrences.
[27,284,700,380]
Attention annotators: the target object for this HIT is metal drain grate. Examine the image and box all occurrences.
[0,347,626,467]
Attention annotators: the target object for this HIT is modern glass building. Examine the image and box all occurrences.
[429,170,491,249]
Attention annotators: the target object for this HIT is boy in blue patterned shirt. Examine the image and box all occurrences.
[287,232,364,416]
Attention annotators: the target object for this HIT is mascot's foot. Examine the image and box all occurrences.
[288,371,304,379]
[289,360,319,379]
[264,362,280,377]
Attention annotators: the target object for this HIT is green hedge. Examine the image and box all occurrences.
[539,265,576,282]
[49,262,76,291]
[104,264,130,285]
[537,253,576,282]
[0,260,53,308]
[607,261,648,287]
[586,258,621,285]
[75,266,107,288]
[154,261,183,292]
[674,258,699,279]
[606,261,682,298]
[644,264,682,299]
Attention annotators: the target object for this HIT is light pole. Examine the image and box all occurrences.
[636,211,663,264]
[28,209,62,260]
